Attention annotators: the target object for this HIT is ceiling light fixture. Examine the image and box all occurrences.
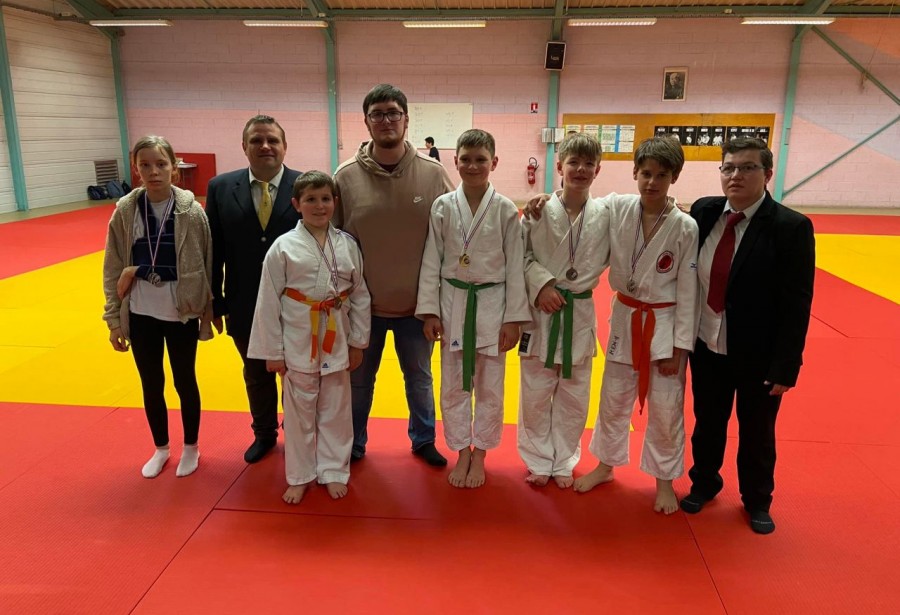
[568,18,657,26]
[243,20,328,27]
[402,20,487,28]
[89,19,172,27]
[741,17,835,25]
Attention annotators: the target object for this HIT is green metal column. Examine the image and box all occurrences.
[0,8,28,211]
[324,25,339,172]
[543,0,565,194]
[108,32,131,177]
[774,27,806,201]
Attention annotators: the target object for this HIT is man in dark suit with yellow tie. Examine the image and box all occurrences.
[681,137,815,534]
[206,115,302,463]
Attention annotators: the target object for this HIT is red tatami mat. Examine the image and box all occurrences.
[0,407,248,615]
[811,270,900,339]
[0,205,113,279]
[806,213,900,235]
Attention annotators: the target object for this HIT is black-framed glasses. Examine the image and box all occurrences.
[366,110,405,123]
[719,164,764,176]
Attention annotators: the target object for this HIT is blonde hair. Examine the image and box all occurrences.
[131,135,180,184]
[558,133,602,164]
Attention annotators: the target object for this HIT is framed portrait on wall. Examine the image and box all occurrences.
[663,67,687,101]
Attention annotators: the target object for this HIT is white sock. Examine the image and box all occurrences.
[176,444,200,477]
[142,446,170,478]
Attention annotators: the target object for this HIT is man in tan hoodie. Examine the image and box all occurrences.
[334,84,454,466]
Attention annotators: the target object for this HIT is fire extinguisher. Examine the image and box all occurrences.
[527,157,538,185]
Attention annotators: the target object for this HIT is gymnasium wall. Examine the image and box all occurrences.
[1,7,123,211]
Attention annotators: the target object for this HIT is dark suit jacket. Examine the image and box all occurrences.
[206,166,302,339]
[691,191,815,387]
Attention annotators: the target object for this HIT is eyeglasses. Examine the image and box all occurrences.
[719,164,765,176]
[366,110,405,123]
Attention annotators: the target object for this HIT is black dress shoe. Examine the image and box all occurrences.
[749,510,776,535]
[412,442,447,467]
[244,438,276,464]
[680,493,711,514]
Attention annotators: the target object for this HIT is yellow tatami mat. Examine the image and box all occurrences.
[815,234,900,305]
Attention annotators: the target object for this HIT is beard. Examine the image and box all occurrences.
[368,127,405,149]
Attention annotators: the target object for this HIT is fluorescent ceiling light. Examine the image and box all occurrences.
[243,20,328,27]
[402,20,487,28]
[742,17,834,25]
[89,19,172,27]
[568,18,657,26]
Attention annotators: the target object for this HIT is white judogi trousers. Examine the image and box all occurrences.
[283,369,352,486]
[517,355,592,477]
[590,357,686,480]
[440,344,505,452]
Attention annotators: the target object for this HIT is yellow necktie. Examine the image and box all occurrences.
[258,181,273,230]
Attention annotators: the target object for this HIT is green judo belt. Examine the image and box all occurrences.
[446,278,499,392]
[545,287,593,379]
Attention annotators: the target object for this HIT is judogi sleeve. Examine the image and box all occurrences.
[248,242,287,361]
[415,198,445,320]
[673,217,700,351]
[347,239,371,349]
[522,216,556,308]
[502,204,530,325]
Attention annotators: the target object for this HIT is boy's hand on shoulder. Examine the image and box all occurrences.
[499,323,521,353]
[422,316,444,345]
[656,348,683,376]
[349,348,363,371]
[523,193,551,220]
[266,359,286,376]
[536,285,565,314]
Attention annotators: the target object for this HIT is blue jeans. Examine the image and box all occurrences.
[351,315,436,457]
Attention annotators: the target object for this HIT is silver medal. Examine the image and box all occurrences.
[626,279,637,293]
[566,267,578,281]
[148,272,163,287]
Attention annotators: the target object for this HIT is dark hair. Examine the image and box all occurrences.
[558,132,602,164]
[456,129,496,157]
[634,137,685,175]
[425,137,434,145]
[292,170,336,200]
[131,135,180,183]
[722,137,773,170]
[242,114,286,146]
[362,84,408,115]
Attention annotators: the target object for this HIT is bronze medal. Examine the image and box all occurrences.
[333,297,343,309]
[626,279,637,293]
[566,268,578,281]
[147,272,162,287]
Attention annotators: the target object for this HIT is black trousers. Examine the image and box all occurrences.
[129,312,201,447]
[232,335,279,441]
[688,340,781,513]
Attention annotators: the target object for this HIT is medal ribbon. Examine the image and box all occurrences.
[445,278,499,392]
[616,291,676,412]
[544,287,593,378]
[628,203,668,292]
[283,288,349,362]
[305,223,342,302]
[141,190,175,281]
[454,189,495,260]
[564,199,587,274]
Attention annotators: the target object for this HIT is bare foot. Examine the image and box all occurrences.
[573,463,614,493]
[553,475,574,489]
[525,472,550,487]
[326,482,348,499]
[282,484,308,505]
[448,448,472,488]
[653,479,678,514]
[465,448,486,488]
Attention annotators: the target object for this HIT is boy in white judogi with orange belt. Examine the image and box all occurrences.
[416,129,529,489]
[518,133,611,488]
[249,171,371,505]
[573,137,699,514]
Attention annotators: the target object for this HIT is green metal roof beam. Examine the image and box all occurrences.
[65,0,115,20]
[812,26,900,107]
[801,0,835,15]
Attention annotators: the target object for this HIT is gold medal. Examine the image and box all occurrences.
[459,254,470,267]
[333,297,343,309]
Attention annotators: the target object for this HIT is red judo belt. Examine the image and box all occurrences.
[283,288,348,362]
[615,291,676,412]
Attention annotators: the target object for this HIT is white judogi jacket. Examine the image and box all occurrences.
[520,193,610,365]
[604,193,699,364]
[249,222,371,375]
[416,184,530,355]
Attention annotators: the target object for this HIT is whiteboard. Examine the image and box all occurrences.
[407,103,473,150]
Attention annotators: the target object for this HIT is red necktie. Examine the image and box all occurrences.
[707,211,745,313]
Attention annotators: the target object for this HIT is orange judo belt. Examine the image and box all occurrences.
[283,288,348,362]
[616,291,676,412]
